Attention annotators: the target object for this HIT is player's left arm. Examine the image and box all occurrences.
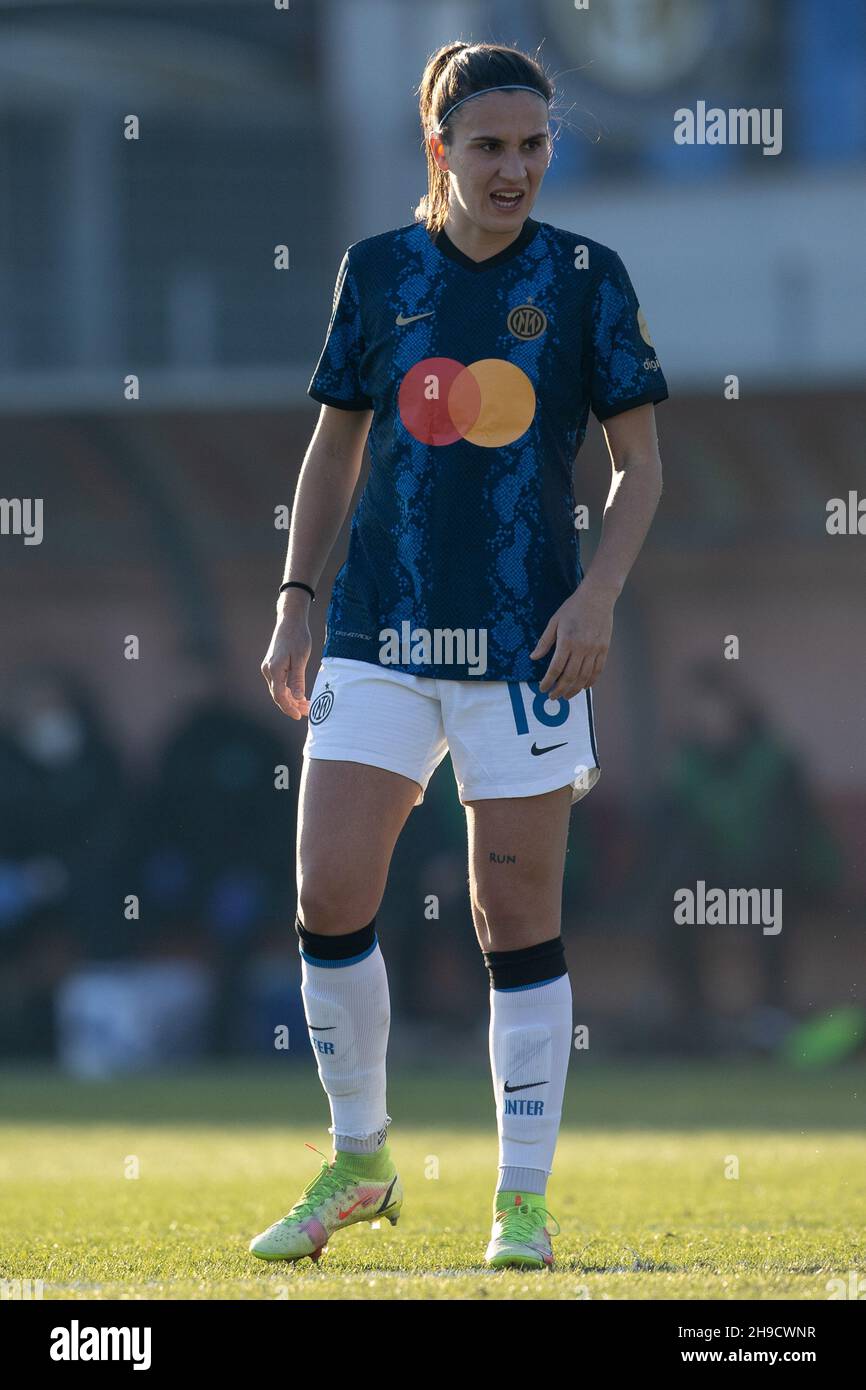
[532,401,663,700]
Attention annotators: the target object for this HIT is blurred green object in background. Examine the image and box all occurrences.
[783,1007,866,1068]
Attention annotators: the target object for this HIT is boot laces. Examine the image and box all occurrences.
[497,1200,561,1242]
[280,1146,348,1224]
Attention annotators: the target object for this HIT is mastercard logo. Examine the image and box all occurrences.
[398,357,536,448]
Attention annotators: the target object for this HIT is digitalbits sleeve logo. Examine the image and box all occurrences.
[309,683,334,725]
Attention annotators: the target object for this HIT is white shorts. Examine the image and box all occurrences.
[302,656,600,807]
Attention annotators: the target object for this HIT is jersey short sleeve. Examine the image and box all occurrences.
[588,250,669,422]
[307,251,373,411]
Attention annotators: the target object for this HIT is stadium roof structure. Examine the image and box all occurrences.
[0,4,311,116]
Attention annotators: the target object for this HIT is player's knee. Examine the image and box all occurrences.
[296,870,381,936]
[472,865,550,932]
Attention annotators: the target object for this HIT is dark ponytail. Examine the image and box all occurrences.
[414,41,554,237]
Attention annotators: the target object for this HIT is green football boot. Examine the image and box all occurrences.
[249,1145,402,1264]
[485,1190,560,1269]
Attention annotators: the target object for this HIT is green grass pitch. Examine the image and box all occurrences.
[1,1062,863,1300]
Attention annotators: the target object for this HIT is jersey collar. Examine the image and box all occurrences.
[429,216,540,272]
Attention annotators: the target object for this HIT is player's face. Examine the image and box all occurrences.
[431,90,551,234]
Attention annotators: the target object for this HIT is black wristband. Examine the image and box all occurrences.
[279,581,315,602]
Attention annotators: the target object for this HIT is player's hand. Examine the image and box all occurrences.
[530,580,615,701]
[261,604,312,720]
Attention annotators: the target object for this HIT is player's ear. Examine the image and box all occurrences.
[430,131,448,169]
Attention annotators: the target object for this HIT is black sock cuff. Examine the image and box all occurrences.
[483,935,567,991]
[295,913,377,962]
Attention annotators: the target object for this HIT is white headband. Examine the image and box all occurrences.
[436,84,549,130]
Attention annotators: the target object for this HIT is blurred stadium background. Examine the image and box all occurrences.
[1,0,864,1082]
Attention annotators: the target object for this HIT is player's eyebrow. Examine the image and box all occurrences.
[467,130,549,143]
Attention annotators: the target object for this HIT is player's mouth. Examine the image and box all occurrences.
[489,189,525,212]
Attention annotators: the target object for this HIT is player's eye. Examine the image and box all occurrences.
[479,139,545,152]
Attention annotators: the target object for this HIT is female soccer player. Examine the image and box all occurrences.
[254,40,668,1270]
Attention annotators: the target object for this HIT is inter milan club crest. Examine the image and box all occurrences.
[309,683,334,725]
[507,298,548,341]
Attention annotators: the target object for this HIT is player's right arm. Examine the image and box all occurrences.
[261,402,372,719]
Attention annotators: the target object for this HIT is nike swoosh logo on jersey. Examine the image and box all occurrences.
[395,310,434,325]
[530,741,568,756]
[307,1025,336,1031]
[504,1080,548,1093]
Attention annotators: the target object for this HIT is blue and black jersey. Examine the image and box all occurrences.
[307,216,668,682]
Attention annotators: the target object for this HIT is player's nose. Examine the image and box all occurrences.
[497,151,529,181]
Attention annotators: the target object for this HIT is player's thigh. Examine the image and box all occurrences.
[296,756,421,933]
[465,785,573,951]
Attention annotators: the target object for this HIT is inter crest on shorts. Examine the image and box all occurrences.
[309,684,334,725]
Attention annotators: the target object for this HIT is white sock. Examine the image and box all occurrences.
[300,938,391,1150]
[489,973,573,1178]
